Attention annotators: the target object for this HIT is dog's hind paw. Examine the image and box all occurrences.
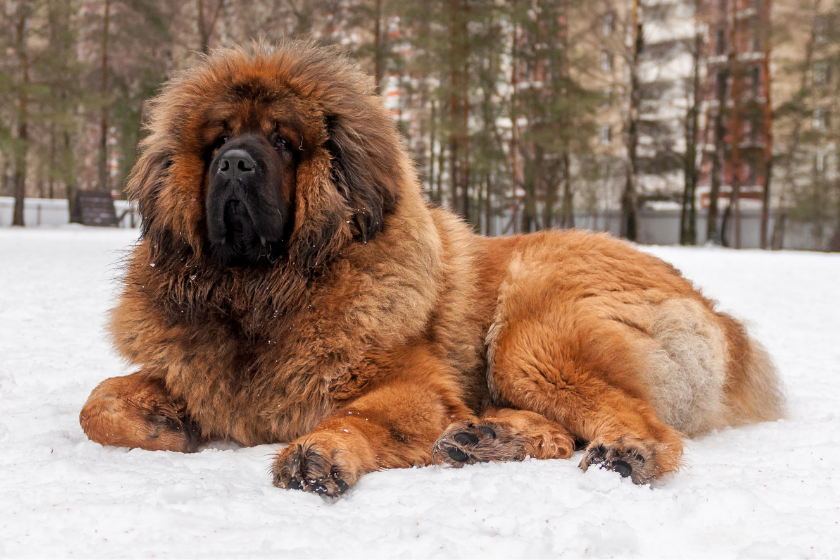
[432,421,529,467]
[579,437,660,485]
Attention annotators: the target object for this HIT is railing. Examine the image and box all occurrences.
[0,197,140,228]
[2,196,834,251]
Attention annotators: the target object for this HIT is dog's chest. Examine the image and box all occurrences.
[168,313,367,445]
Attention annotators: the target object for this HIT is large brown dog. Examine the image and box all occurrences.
[80,42,784,496]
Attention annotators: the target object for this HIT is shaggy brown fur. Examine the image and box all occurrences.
[80,41,784,495]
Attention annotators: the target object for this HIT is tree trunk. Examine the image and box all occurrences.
[197,0,206,53]
[509,21,521,234]
[827,228,840,252]
[458,0,470,222]
[544,166,559,229]
[437,144,445,205]
[48,124,56,199]
[621,0,643,241]
[448,0,461,214]
[759,0,774,249]
[485,172,493,235]
[373,0,383,94]
[559,152,574,228]
[775,0,821,247]
[812,162,825,250]
[520,146,542,233]
[12,9,30,227]
[428,100,438,202]
[98,0,111,193]
[65,130,80,223]
[707,69,729,244]
[727,0,743,249]
[680,1,701,246]
[832,139,840,251]
[197,0,224,54]
[770,197,785,250]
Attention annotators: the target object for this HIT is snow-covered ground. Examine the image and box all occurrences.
[1,227,838,559]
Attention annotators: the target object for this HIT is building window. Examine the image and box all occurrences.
[715,70,729,97]
[746,161,758,185]
[744,118,760,143]
[814,61,830,86]
[601,87,612,108]
[750,24,763,52]
[599,125,612,146]
[715,28,727,55]
[814,107,830,131]
[602,13,615,36]
[815,15,834,43]
[816,152,828,172]
[601,50,613,73]
[748,66,761,96]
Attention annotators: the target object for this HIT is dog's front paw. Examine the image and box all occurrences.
[432,420,528,466]
[272,438,366,497]
[579,437,663,485]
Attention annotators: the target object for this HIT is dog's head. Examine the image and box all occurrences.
[127,41,402,271]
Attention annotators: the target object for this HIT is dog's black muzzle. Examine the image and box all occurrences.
[206,135,288,266]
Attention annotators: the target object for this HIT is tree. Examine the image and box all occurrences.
[759,0,774,249]
[680,0,702,246]
[724,0,744,249]
[9,1,38,226]
[620,0,643,241]
[97,0,111,193]
[772,0,823,249]
[707,67,728,245]
[512,0,598,232]
[196,0,224,54]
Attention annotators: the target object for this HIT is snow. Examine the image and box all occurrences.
[1,227,839,559]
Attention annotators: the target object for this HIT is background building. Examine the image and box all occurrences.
[0,0,837,249]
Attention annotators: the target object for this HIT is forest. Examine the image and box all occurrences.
[1,0,839,250]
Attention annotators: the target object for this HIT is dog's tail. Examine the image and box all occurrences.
[719,312,786,425]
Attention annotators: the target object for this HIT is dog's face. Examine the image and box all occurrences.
[203,100,301,266]
[127,42,403,272]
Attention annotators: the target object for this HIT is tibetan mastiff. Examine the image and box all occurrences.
[80,41,784,495]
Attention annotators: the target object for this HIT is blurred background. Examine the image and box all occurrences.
[0,0,838,251]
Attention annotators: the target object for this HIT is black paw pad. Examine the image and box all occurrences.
[479,426,497,439]
[612,460,632,478]
[447,447,469,463]
[453,432,479,446]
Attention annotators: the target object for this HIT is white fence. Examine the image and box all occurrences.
[490,208,833,251]
[1,196,834,250]
[569,209,833,251]
[0,197,139,228]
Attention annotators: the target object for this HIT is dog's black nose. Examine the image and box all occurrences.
[217,149,256,181]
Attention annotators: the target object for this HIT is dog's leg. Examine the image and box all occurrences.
[492,364,684,484]
[80,371,202,452]
[272,350,472,497]
[432,407,575,466]
[488,322,684,485]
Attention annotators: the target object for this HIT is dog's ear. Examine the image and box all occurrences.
[125,146,174,255]
[324,115,399,243]
[288,113,401,275]
[287,162,349,274]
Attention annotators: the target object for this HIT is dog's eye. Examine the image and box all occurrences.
[273,136,290,152]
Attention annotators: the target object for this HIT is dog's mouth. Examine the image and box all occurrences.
[208,197,284,267]
[223,198,255,247]
[205,136,291,267]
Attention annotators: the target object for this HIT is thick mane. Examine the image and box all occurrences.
[122,40,409,330]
